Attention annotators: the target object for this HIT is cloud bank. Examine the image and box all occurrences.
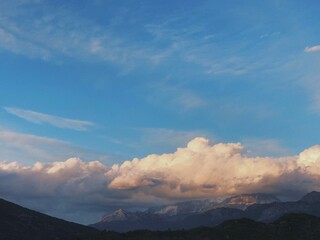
[107,137,311,198]
[1,137,320,223]
[4,107,94,131]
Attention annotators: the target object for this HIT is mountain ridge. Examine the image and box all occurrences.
[82,213,320,240]
[0,197,98,240]
[90,192,283,231]
[2,191,320,239]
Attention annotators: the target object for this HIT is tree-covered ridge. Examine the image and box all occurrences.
[81,213,320,240]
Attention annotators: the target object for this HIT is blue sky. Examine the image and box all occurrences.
[1,0,320,223]
[1,0,320,164]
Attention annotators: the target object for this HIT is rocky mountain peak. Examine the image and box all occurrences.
[300,191,320,204]
[147,199,217,216]
[222,193,281,209]
[101,208,130,222]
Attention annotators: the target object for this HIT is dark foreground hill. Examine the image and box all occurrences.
[81,213,320,240]
[0,198,98,240]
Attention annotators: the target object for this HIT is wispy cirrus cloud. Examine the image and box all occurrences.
[0,0,165,65]
[147,81,206,111]
[0,130,107,164]
[4,107,94,131]
[0,0,280,77]
[305,45,320,53]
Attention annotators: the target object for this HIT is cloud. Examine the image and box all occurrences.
[0,157,111,223]
[4,107,94,131]
[0,0,269,76]
[0,158,107,197]
[305,45,320,53]
[0,1,163,65]
[107,137,301,197]
[0,27,51,59]
[147,82,206,111]
[297,145,320,174]
[143,13,270,77]
[0,130,106,164]
[2,137,320,223]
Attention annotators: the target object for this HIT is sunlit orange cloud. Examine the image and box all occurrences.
[107,137,303,198]
[1,137,320,204]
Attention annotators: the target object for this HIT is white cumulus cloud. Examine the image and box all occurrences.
[107,137,300,198]
[305,45,320,53]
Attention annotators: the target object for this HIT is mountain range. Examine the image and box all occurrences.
[90,192,320,232]
[2,191,320,239]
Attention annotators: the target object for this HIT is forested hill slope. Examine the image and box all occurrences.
[0,198,98,240]
[81,213,320,240]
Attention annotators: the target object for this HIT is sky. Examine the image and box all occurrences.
[1,0,320,224]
